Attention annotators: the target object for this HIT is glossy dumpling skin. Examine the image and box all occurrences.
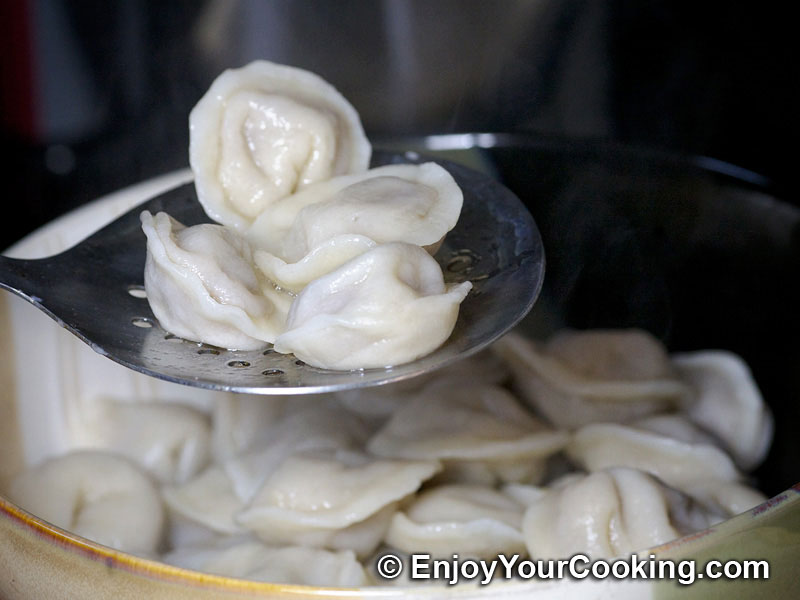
[163,538,370,587]
[235,450,441,557]
[273,242,472,369]
[8,450,165,556]
[385,484,526,559]
[492,330,689,429]
[96,400,211,484]
[254,234,377,294]
[672,350,773,471]
[141,211,290,350]
[368,382,568,484]
[522,468,683,559]
[190,60,371,230]
[246,163,464,261]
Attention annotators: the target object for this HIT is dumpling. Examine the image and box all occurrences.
[630,413,721,447]
[246,163,464,261]
[221,404,371,502]
[492,330,689,429]
[385,484,526,559]
[210,394,289,463]
[163,537,370,587]
[566,422,741,496]
[8,450,164,556]
[234,450,441,557]
[273,242,472,370]
[162,465,247,535]
[672,350,773,471]
[522,468,687,559]
[367,382,568,484]
[335,348,510,421]
[94,400,211,484]
[141,211,290,350]
[253,234,377,294]
[189,60,371,230]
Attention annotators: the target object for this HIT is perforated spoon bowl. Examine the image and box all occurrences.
[0,151,544,394]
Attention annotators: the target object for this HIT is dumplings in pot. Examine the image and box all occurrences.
[522,467,693,559]
[235,450,441,557]
[385,484,526,559]
[163,537,370,587]
[672,350,773,471]
[368,382,568,484]
[8,450,164,556]
[493,330,689,429]
[189,60,371,230]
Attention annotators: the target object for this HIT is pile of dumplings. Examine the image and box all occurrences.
[140,60,471,370]
[6,328,772,587]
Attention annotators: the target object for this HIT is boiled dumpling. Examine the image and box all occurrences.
[163,537,370,586]
[522,468,685,559]
[368,382,568,484]
[8,450,164,556]
[273,242,471,370]
[492,330,689,429]
[234,450,441,557]
[221,404,371,502]
[566,422,741,497]
[141,211,290,350]
[630,413,721,447]
[246,163,463,261]
[672,350,773,470]
[162,465,247,535]
[385,484,526,559]
[210,394,289,463]
[254,234,377,294]
[93,400,211,484]
[335,348,510,421]
[189,60,371,230]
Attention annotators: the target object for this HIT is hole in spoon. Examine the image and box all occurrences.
[262,369,284,376]
[131,317,153,328]
[228,360,251,368]
[127,285,147,299]
[197,348,220,355]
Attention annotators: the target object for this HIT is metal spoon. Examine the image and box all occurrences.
[0,150,544,394]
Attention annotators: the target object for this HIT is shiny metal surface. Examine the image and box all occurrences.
[0,150,544,394]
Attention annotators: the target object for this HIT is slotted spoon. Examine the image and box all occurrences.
[0,151,544,394]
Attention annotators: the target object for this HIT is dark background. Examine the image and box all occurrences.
[0,0,796,250]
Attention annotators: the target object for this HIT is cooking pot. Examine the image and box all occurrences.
[1,136,798,598]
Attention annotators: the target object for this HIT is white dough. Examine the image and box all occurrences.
[273,242,471,370]
[246,163,463,261]
[672,350,773,470]
[254,234,377,294]
[522,468,682,559]
[164,537,370,586]
[95,400,211,484]
[368,382,568,483]
[492,330,689,429]
[235,450,441,557]
[385,484,526,559]
[162,465,247,535]
[566,422,741,496]
[8,450,164,556]
[189,60,371,230]
[141,211,290,350]
[221,404,370,502]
